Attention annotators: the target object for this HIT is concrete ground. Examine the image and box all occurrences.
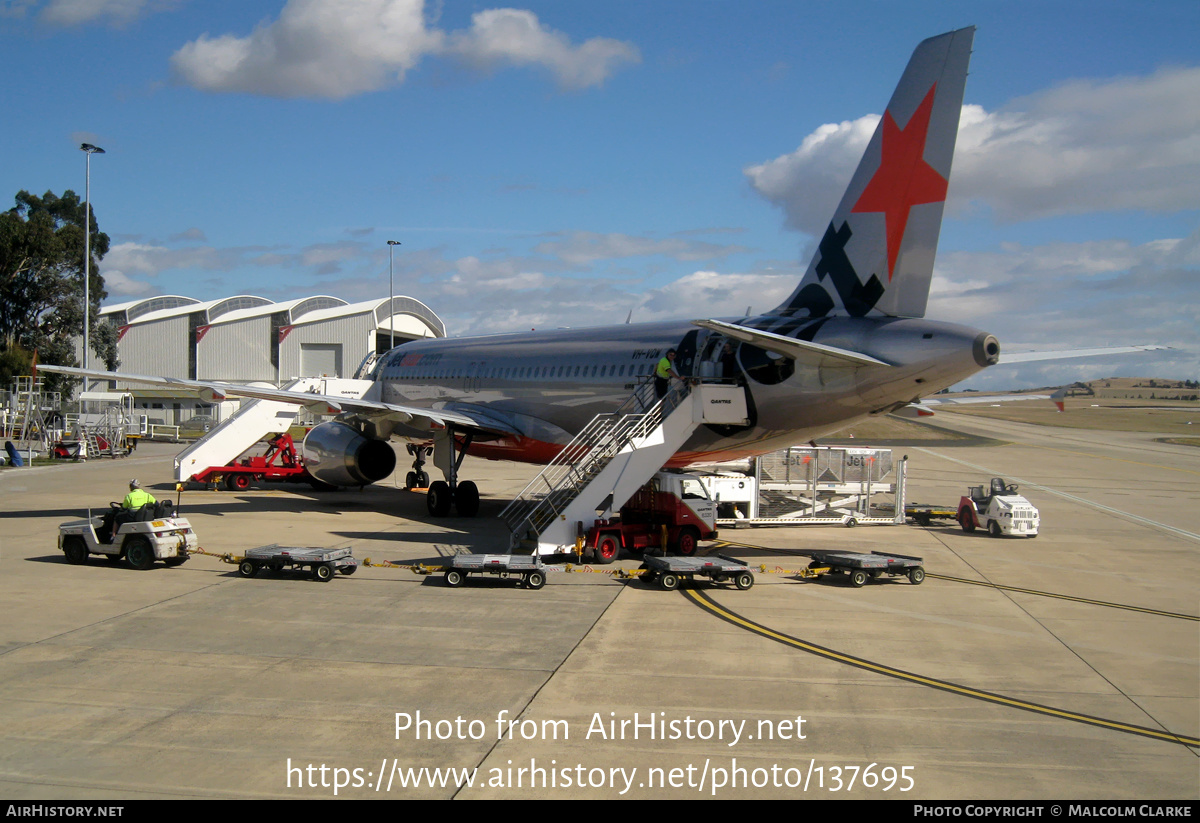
[1,412,1196,800]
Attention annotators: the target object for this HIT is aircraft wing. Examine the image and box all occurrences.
[997,345,1169,365]
[35,364,517,435]
[692,319,892,367]
[897,387,1065,417]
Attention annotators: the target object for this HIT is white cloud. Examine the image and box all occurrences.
[447,8,639,91]
[100,268,157,297]
[747,67,1200,233]
[170,0,638,99]
[532,231,749,266]
[39,0,173,25]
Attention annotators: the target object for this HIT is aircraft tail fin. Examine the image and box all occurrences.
[771,27,974,319]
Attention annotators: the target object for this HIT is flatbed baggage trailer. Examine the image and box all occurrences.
[641,555,754,591]
[443,554,547,590]
[803,550,924,587]
[238,545,358,581]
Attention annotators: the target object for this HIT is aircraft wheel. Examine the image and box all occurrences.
[958,507,975,533]
[594,535,620,565]
[314,563,334,582]
[62,537,87,565]
[908,567,925,585]
[405,471,417,490]
[455,481,480,517]
[427,481,453,517]
[525,571,546,590]
[849,569,869,588]
[239,560,258,578]
[444,569,465,588]
[658,572,680,591]
[416,471,430,488]
[734,572,754,591]
[988,520,1002,538]
[675,527,699,557]
[124,537,155,571]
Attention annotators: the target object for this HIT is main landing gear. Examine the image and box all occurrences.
[425,428,481,518]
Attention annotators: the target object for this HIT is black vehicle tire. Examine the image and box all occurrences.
[164,555,188,567]
[675,527,699,557]
[339,565,357,575]
[405,471,417,490]
[908,567,925,585]
[444,569,465,588]
[124,537,155,571]
[989,520,1002,538]
[239,559,257,577]
[958,507,976,533]
[105,553,123,564]
[734,572,754,591]
[427,481,453,517]
[659,572,680,591]
[63,536,88,565]
[849,569,868,588]
[594,535,620,565]
[231,474,251,491]
[525,571,546,590]
[845,517,858,528]
[642,570,657,586]
[455,481,480,517]
[416,471,430,489]
[314,563,334,582]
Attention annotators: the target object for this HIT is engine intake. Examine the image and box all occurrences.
[302,421,396,487]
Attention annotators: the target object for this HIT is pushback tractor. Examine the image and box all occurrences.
[58,501,198,570]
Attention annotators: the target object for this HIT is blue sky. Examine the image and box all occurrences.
[2,0,1197,389]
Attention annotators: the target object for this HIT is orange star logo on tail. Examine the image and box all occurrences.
[851,84,948,281]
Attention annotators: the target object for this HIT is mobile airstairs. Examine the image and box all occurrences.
[173,377,374,483]
[499,379,749,556]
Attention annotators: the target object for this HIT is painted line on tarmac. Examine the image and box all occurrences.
[682,587,1200,749]
[915,448,1200,544]
[713,539,1197,622]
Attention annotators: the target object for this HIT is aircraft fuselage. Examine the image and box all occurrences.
[374,315,998,466]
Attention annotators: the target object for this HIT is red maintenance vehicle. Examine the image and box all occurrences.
[585,471,718,563]
[191,432,312,491]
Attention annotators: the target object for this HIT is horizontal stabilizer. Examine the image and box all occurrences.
[997,345,1170,365]
[693,319,892,367]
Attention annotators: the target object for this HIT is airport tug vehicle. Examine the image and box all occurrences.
[58,502,198,570]
[957,477,1040,538]
[584,471,718,564]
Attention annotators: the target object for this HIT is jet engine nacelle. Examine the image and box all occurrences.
[302,421,396,487]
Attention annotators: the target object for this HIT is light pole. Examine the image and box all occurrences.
[80,143,105,393]
[387,240,401,350]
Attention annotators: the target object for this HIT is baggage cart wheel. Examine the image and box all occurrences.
[844,517,857,528]
[314,563,335,582]
[908,566,925,585]
[339,565,357,575]
[658,572,680,591]
[849,569,869,588]
[444,569,465,588]
[124,537,155,571]
[734,572,754,590]
[642,570,657,586]
[62,536,88,565]
[238,559,258,578]
[525,571,546,590]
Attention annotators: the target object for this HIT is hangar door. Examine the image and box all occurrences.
[300,343,343,377]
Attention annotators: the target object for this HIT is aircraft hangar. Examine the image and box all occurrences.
[90,294,446,425]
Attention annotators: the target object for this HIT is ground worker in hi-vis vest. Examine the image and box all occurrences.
[122,479,156,510]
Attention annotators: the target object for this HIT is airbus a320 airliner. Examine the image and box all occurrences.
[47,28,1140,521]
